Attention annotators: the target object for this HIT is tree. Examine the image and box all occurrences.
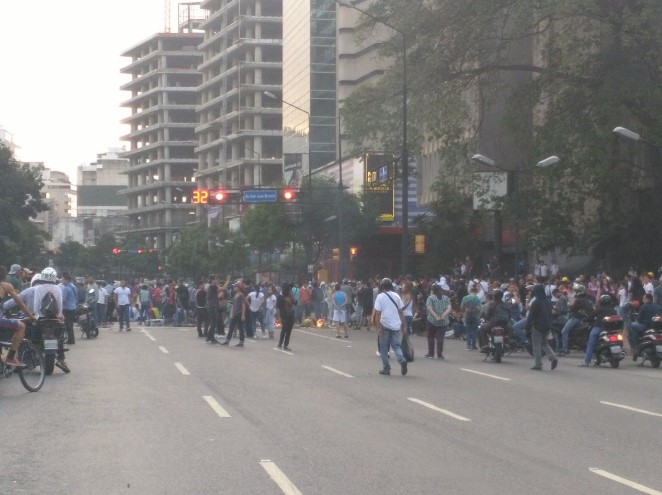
[341,0,662,272]
[0,144,50,266]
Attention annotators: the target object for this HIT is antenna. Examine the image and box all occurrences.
[164,0,171,33]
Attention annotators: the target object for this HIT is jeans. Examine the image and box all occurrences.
[379,326,405,371]
[583,326,603,364]
[265,308,276,333]
[97,303,107,324]
[249,309,265,337]
[208,306,219,335]
[531,328,555,367]
[226,315,245,343]
[630,322,646,347]
[118,304,130,330]
[311,302,322,319]
[561,317,581,352]
[512,318,527,345]
[279,315,294,348]
[63,309,76,343]
[464,318,479,349]
[405,315,413,334]
[295,304,303,324]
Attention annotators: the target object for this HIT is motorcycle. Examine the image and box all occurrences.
[0,326,46,392]
[633,316,662,368]
[77,302,99,339]
[30,318,66,376]
[484,325,508,363]
[591,316,625,368]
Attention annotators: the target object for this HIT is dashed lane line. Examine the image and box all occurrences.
[273,347,294,355]
[461,368,511,381]
[321,365,353,378]
[174,362,190,376]
[203,395,231,418]
[407,398,471,422]
[159,346,169,354]
[600,401,662,418]
[589,468,662,495]
[260,460,304,495]
[141,329,156,341]
[296,329,351,343]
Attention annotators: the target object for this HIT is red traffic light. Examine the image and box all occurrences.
[281,188,297,202]
[112,248,122,255]
[137,249,143,254]
[208,190,228,204]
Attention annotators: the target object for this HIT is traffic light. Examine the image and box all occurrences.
[209,189,228,204]
[112,248,124,255]
[280,188,298,202]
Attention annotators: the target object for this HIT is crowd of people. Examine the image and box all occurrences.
[4,256,662,375]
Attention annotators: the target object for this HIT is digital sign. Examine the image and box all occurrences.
[192,190,210,204]
[365,153,395,222]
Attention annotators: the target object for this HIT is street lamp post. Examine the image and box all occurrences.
[471,154,559,277]
[335,0,409,276]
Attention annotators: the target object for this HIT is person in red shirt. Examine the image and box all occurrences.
[299,284,311,320]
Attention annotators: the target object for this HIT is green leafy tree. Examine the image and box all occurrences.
[341,0,662,272]
[0,144,50,266]
[54,241,88,275]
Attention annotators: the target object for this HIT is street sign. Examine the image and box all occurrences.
[243,189,278,203]
[307,264,314,273]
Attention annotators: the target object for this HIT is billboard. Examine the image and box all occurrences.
[365,153,395,222]
[284,153,303,188]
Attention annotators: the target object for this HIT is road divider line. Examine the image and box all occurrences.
[407,398,471,422]
[273,347,294,355]
[322,365,353,378]
[260,460,303,495]
[158,346,169,354]
[461,368,511,381]
[589,468,662,495]
[174,362,190,376]
[296,329,350,343]
[203,395,231,418]
[600,401,662,418]
[141,329,156,341]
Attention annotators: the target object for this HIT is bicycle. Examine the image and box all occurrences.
[0,334,46,392]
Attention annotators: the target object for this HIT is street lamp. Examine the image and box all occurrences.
[613,126,660,148]
[336,0,409,276]
[471,153,560,277]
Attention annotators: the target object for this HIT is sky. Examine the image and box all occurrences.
[1,0,177,183]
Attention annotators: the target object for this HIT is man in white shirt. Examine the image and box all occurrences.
[114,279,132,332]
[373,278,408,376]
[644,273,655,295]
[247,284,266,338]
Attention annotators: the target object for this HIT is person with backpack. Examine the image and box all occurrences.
[276,282,296,351]
[33,267,69,372]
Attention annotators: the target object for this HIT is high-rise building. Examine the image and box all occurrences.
[196,0,284,224]
[281,0,337,183]
[119,24,204,249]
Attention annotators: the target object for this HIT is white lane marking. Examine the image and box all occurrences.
[158,346,169,354]
[273,347,294,355]
[203,395,231,418]
[407,398,471,422]
[321,365,354,378]
[259,460,303,495]
[461,368,511,381]
[589,468,662,495]
[174,362,190,376]
[600,401,662,418]
[141,329,156,341]
[296,329,350,342]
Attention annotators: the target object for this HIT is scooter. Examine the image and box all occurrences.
[591,316,625,368]
[633,316,662,368]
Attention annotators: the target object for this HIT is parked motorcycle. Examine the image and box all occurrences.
[77,291,99,339]
[633,316,662,368]
[591,316,625,368]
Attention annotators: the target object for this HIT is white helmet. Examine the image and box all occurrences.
[41,267,58,283]
[31,273,42,286]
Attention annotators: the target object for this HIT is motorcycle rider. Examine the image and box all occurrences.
[33,267,69,373]
[579,294,617,367]
[0,265,36,367]
[629,293,662,350]
[558,285,593,356]
[478,289,512,349]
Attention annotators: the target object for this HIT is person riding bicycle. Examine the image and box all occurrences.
[0,265,36,367]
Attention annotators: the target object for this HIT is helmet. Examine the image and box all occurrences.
[575,285,586,296]
[41,267,58,283]
[599,294,613,306]
[31,273,41,286]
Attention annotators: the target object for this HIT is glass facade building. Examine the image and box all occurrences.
[283,0,336,173]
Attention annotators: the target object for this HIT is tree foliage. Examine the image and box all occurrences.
[0,144,50,266]
[341,0,662,272]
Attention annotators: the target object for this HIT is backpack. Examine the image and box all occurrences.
[41,291,59,318]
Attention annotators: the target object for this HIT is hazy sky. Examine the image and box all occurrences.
[1,0,176,183]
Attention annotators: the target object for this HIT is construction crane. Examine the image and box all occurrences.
[164,0,171,33]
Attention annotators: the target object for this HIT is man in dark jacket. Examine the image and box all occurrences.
[579,294,617,367]
[559,285,593,355]
[629,293,661,348]
[525,284,558,371]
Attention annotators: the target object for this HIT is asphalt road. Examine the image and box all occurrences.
[2,322,662,495]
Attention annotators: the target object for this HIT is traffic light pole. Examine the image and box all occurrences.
[338,113,345,281]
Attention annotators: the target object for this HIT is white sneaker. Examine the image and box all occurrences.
[376,350,381,356]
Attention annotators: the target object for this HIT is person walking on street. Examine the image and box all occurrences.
[525,284,558,370]
[374,278,408,376]
[114,279,132,332]
[221,283,246,347]
[265,285,277,339]
[195,281,209,339]
[206,276,220,342]
[277,283,296,351]
[247,283,266,338]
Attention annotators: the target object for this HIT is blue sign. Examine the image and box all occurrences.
[243,189,278,203]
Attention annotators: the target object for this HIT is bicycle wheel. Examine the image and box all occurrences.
[17,342,46,392]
